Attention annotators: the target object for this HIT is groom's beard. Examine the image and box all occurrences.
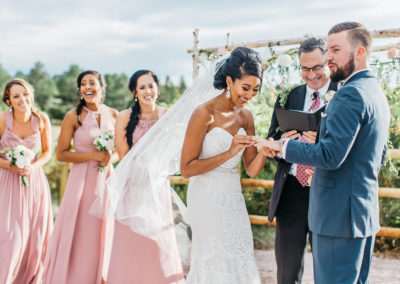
[329,52,355,83]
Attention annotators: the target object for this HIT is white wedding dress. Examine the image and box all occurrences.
[186,127,261,284]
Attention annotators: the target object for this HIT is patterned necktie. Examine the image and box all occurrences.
[296,91,320,187]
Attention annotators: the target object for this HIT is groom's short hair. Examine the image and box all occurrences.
[328,22,372,58]
[298,38,326,57]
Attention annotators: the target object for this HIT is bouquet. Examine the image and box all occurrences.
[1,145,36,186]
[93,130,115,172]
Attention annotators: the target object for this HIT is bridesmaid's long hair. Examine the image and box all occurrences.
[2,78,44,130]
[76,70,106,126]
[125,70,159,149]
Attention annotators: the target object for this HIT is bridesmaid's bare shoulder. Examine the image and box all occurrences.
[38,111,52,132]
[61,108,81,130]
[0,111,7,121]
[64,108,78,121]
[38,111,51,124]
[116,109,131,125]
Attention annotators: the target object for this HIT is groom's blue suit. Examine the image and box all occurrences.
[284,70,390,283]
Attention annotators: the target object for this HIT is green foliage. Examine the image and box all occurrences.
[51,65,83,119]
[43,154,62,205]
[104,73,130,110]
[0,65,12,112]
[0,63,186,118]
[158,76,183,106]
[27,62,59,111]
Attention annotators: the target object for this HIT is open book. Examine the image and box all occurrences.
[275,104,327,132]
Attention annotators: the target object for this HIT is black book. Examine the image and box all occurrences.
[275,104,327,132]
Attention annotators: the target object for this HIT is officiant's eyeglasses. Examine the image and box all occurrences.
[301,63,326,73]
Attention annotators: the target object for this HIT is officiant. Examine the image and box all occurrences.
[266,38,337,284]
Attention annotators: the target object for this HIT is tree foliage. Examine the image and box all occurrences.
[0,62,186,119]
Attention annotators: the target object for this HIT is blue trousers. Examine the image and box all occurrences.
[312,233,374,284]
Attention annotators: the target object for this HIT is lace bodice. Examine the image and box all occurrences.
[199,127,246,171]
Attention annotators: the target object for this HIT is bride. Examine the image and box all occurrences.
[92,47,267,283]
[181,47,267,283]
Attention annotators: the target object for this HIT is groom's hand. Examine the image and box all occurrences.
[260,138,279,158]
[254,138,282,154]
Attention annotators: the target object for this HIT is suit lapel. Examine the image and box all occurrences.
[328,81,338,92]
[288,84,307,111]
[344,70,374,86]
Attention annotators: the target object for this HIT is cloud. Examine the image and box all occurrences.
[0,0,399,79]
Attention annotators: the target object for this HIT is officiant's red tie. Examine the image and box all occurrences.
[296,91,320,187]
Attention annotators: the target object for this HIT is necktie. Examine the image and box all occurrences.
[296,91,320,187]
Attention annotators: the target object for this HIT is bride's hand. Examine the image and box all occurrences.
[228,135,255,156]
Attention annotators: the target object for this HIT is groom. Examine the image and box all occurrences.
[262,22,390,283]
[267,37,337,284]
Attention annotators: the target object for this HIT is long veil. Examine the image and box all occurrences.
[90,59,225,277]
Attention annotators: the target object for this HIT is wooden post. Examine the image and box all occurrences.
[192,29,200,80]
[226,33,232,51]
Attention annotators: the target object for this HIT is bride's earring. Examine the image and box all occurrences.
[226,87,231,99]
[134,96,138,102]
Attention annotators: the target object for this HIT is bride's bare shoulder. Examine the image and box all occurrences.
[190,103,214,125]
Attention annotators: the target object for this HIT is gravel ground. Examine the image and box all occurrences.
[255,249,400,284]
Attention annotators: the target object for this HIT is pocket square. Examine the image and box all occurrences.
[321,112,327,117]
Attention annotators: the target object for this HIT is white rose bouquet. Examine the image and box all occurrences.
[93,130,115,172]
[1,145,36,186]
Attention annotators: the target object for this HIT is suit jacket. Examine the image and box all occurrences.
[285,70,390,238]
[267,82,337,222]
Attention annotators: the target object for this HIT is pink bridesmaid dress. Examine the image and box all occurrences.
[0,110,53,284]
[43,106,115,284]
[107,107,184,284]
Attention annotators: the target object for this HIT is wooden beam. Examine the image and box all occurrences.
[249,215,400,239]
[170,177,400,199]
[376,226,400,238]
[249,215,276,226]
[379,187,400,199]
[187,28,400,54]
[388,149,400,159]
[241,178,274,189]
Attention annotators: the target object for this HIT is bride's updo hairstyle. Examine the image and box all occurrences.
[125,70,160,149]
[213,46,263,89]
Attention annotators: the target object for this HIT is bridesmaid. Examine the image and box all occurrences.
[0,78,53,284]
[107,70,182,284]
[43,70,118,284]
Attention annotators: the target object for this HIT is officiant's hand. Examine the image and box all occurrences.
[281,130,301,140]
[302,131,317,143]
[228,135,254,156]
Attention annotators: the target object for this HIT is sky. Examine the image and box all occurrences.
[0,0,399,82]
